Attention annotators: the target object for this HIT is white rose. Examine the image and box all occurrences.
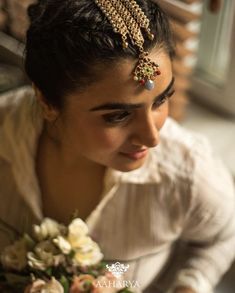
[25,278,64,293]
[53,236,72,254]
[42,277,64,293]
[1,238,28,271]
[68,218,89,242]
[24,279,46,293]
[27,252,47,271]
[68,234,93,250]
[28,241,64,270]
[73,236,103,266]
[33,218,62,241]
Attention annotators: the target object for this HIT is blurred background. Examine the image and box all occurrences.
[0,0,234,292]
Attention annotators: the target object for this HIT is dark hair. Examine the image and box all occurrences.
[25,0,175,109]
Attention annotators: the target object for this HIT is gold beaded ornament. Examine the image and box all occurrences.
[94,0,161,91]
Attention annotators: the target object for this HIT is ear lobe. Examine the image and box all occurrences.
[42,105,59,122]
[32,83,59,122]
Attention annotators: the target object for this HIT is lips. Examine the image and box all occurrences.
[120,148,148,160]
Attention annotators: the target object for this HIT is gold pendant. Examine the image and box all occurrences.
[133,52,161,90]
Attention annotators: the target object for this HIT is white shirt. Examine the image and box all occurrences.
[0,86,235,293]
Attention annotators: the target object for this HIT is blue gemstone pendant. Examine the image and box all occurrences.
[145,79,155,91]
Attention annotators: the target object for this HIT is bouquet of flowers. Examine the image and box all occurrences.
[0,217,134,293]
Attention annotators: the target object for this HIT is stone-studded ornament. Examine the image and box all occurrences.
[133,52,161,91]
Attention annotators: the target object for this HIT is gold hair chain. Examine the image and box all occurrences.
[95,0,161,90]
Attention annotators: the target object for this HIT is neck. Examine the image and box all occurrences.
[39,122,105,174]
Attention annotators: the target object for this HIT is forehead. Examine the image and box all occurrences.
[68,50,172,108]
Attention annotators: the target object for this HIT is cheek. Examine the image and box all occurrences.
[66,113,127,151]
[88,127,128,150]
[155,102,169,129]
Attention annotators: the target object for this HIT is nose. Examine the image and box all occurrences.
[130,113,160,148]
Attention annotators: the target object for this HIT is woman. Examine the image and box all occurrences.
[0,1,234,293]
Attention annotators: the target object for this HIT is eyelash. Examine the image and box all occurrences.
[102,89,175,125]
[102,111,131,125]
[152,89,175,109]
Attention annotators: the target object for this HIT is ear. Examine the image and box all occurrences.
[32,83,59,122]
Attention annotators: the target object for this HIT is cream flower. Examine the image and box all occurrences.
[28,241,64,270]
[33,218,62,241]
[68,219,89,242]
[53,236,72,255]
[73,237,103,266]
[68,235,93,250]
[25,278,63,293]
[1,238,28,271]
[67,219,104,266]
[42,277,64,293]
[24,279,46,293]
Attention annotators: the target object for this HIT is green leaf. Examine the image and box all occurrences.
[60,275,70,293]
[82,280,93,291]
[45,267,52,276]
[68,250,76,259]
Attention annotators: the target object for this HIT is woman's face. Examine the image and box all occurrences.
[48,50,174,172]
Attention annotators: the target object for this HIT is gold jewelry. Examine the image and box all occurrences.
[95,0,161,90]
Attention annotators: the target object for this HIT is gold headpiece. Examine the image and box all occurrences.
[95,0,161,91]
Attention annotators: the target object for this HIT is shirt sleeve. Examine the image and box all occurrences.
[168,136,235,293]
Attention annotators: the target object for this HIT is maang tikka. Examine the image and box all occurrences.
[95,0,161,91]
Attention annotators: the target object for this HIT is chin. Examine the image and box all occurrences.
[113,160,146,172]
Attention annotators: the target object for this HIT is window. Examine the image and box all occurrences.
[191,0,235,115]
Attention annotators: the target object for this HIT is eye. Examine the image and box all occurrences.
[102,111,131,125]
[152,89,175,109]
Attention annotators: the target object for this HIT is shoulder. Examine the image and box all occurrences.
[152,117,209,182]
[0,86,43,157]
[151,119,235,232]
[0,86,36,134]
[0,87,43,221]
[157,118,235,223]
[154,117,234,201]
[0,85,34,114]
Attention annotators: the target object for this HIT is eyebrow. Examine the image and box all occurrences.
[89,77,175,112]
